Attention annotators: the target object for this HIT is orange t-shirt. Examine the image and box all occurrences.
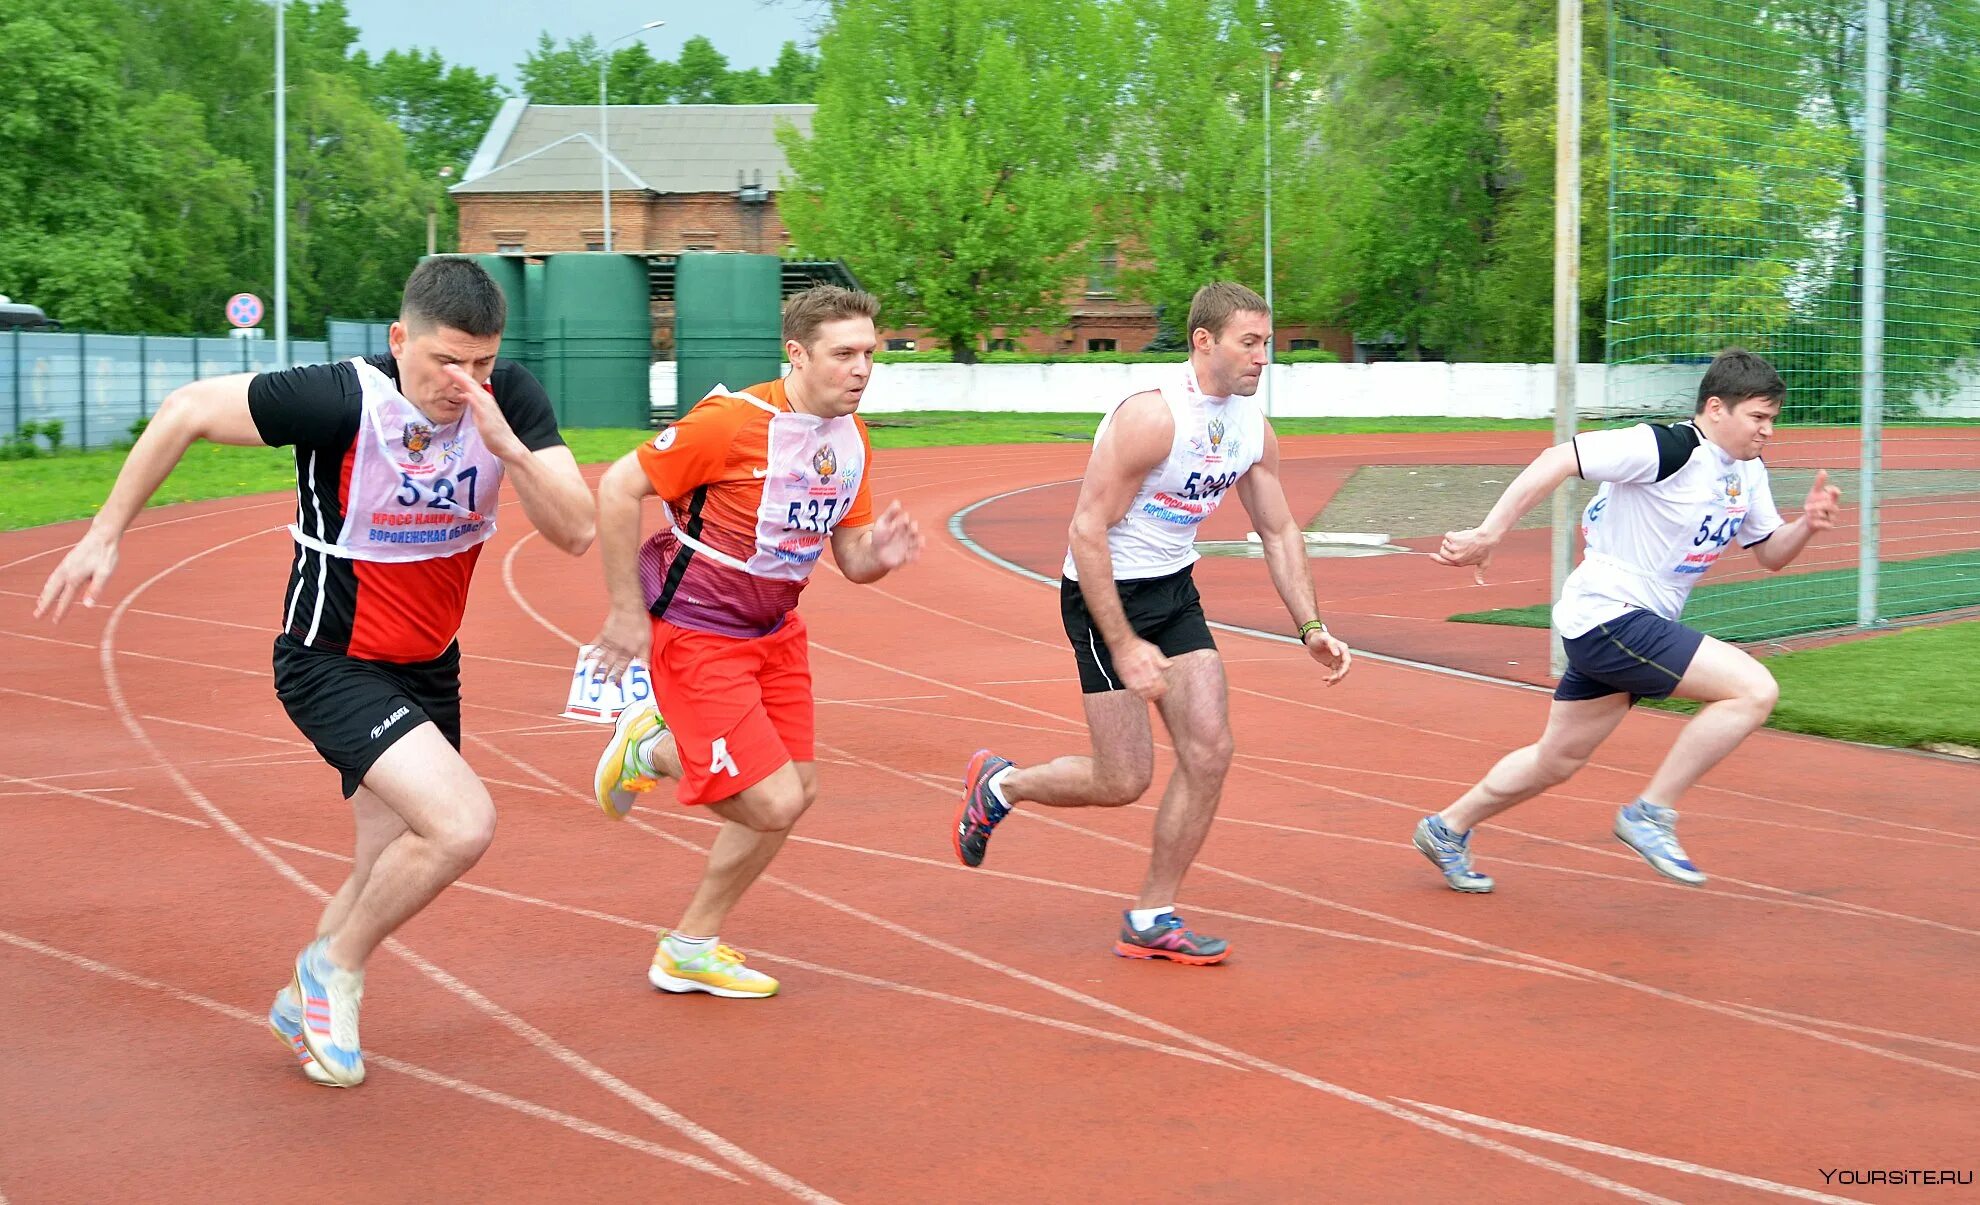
[635,379,874,637]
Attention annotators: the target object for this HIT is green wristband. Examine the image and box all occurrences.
[1297,619,1329,640]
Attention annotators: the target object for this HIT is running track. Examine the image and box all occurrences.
[0,437,1973,1203]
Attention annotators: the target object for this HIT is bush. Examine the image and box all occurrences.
[1,419,66,458]
[129,416,150,440]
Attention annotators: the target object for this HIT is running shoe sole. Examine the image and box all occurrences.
[647,963,778,999]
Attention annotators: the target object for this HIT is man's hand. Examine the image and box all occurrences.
[589,606,651,685]
[1112,636,1171,702]
[447,364,528,464]
[1803,468,1842,531]
[35,533,120,622]
[870,500,924,572]
[1433,526,1500,585]
[1303,628,1353,685]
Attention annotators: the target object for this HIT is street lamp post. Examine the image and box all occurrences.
[600,20,665,253]
[427,165,455,257]
[274,0,287,366]
[1261,24,1283,415]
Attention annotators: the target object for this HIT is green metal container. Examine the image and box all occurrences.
[539,254,651,428]
[675,253,784,418]
[464,254,532,370]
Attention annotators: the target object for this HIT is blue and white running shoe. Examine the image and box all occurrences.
[1615,801,1707,885]
[269,985,340,1086]
[291,937,365,1087]
[1413,814,1495,893]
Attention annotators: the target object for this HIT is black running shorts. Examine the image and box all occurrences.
[272,634,462,798]
[1060,565,1218,695]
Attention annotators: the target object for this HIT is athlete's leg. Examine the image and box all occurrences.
[1000,691,1155,808]
[323,722,496,968]
[1641,635,1778,806]
[1440,694,1634,832]
[676,760,816,937]
[1134,650,1232,908]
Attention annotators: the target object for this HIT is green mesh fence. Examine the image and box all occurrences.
[1607,0,1980,641]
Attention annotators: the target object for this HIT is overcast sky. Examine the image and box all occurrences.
[338,0,821,88]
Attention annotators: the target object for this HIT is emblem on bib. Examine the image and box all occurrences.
[1722,472,1742,500]
[402,421,434,466]
[812,444,838,480]
[1208,417,1226,451]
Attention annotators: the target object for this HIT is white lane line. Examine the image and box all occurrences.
[1395,1099,1865,1204]
[0,928,742,1184]
[267,835,1239,1072]
[97,526,837,1203]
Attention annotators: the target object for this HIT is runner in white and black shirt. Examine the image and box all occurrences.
[1412,348,1842,892]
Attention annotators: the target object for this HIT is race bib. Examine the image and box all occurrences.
[562,645,654,724]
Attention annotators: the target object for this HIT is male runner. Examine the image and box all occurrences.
[37,257,594,1085]
[951,281,1352,964]
[1414,347,1842,891]
[587,285,922,998]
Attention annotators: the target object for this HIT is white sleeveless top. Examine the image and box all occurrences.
[288,358,505,562]
[1062,363,1265,582]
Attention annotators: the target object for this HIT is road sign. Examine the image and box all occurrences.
[226,293,264,328]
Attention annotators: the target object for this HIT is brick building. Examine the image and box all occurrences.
[452,100,1350,359]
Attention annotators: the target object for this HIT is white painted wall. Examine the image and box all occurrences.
[647,358,1980,419]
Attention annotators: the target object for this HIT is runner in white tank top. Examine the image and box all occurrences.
[951,282,1354,966]
[1414,348,1843,895]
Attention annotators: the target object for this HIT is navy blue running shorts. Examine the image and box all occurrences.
[1555,609,1705,703]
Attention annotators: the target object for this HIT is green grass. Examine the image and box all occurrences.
[0,413,1557,531]
[1450,549,1980,641]
[1636,621,1980,749]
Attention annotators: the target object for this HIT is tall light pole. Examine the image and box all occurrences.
[274,0,288,366]
[1549,0,1581,675]
[600,20,665,253]
[427,165,455,257]
[1262,24,1282,416]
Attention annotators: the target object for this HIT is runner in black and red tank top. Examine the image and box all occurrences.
[249,352,561,662]
[35,258,595,1089]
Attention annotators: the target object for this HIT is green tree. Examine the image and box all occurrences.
[517,32,602,105]
[672,35,736,103]
[358,47,504,176]
[780,0,1121,361]
[0,0,153,329]
[1103,0,1342,340]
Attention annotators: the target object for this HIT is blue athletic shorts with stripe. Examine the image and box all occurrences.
[1555,608,1705,703]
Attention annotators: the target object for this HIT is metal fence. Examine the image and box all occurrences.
[1608,0,1980,639]
[0,320,390,451]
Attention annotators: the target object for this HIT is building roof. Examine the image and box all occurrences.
[454,100,814,196]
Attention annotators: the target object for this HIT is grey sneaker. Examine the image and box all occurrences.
[1615,801,1706,885]
[1413,815,1495,893]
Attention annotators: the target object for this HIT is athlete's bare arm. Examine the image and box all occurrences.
[1750,468,1840,572]
[1069,391,1174,701]
[1234,421,1351,684]
[442,365,592,556]
[35,374,265,622]
[589,451,657,682]
[829,500,923,584]
[1433,441,1580,584]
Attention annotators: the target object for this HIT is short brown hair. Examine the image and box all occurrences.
[783,285,881,349]
[403,256,506,337]
[1694,347,1785,413]
[1187,281,1270,343]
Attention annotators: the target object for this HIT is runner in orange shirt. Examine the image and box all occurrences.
[585,285,922,998]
